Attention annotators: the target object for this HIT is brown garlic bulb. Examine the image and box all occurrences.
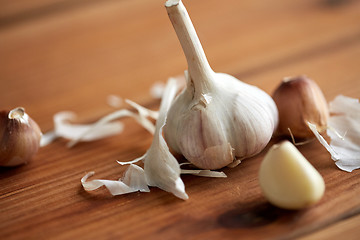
[272,75,329,139]
[0,107,42,166]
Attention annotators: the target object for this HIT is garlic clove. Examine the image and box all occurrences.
[259,141,325,210]
[0,107,42,166]
[272,75,329,139]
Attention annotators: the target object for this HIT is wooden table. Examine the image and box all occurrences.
[1,0,360,239]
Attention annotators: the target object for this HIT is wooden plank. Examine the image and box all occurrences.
[1,35,359,240]
[0,0,360,239]
[299,214,360,240]
[0,0,108,27]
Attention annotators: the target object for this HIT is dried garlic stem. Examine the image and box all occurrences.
[166,0,214,94]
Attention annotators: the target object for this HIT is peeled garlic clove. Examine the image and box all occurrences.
[272,75,329,139]
[164,0,278,170]
[259,141,325,210]
[0,107,42,166]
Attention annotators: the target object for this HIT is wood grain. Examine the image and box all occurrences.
[0,0,360,239]
[299,214,360,240]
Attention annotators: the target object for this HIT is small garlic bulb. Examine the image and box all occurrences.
[272,75,329,139]
[164,0,278,170]
[0,107,42,166]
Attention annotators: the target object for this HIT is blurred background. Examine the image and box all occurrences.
[0,0,359,131]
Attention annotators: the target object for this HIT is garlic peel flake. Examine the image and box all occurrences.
[67,108,155,147]
[107,94,123,108]
[308,123,339,158]
[81,78,189,200]
[143,78,188,200]
[150,76,186,99]
[179,162,227,177]
[308,95,360,172]
[125,99,159,120]
[54,111,124,143]
[81,164,150,195]
[40,130,58,147]
[52,99,157,147]
[180,169,227,178]
[327,95,360,171]
[116,153,146,166]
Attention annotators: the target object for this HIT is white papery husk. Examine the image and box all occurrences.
[82,78,188,199]
[107,94,123,108]
[142,78,188,199]
[67,108,156,147]
[81,164,149,195]
[180,169,227,178]
[149,75,186,99]
[48,101,156,148]
[54,112,124,143]
[308,95,360,172]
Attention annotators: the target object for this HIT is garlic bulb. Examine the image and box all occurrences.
[259,141,325,209]
[272,75,329,139]
[164,0,278,169]
[0,107,42,166]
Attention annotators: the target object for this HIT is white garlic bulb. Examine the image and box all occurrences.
[164,0,278,169]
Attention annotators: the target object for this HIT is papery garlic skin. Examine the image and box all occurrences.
[164,0,278,170]
[309,95,360,172]
[0,107,42,166]
[144,78,188,200]
[81,164,150,195]
[272,75,329,139]
[259,141,325,210]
